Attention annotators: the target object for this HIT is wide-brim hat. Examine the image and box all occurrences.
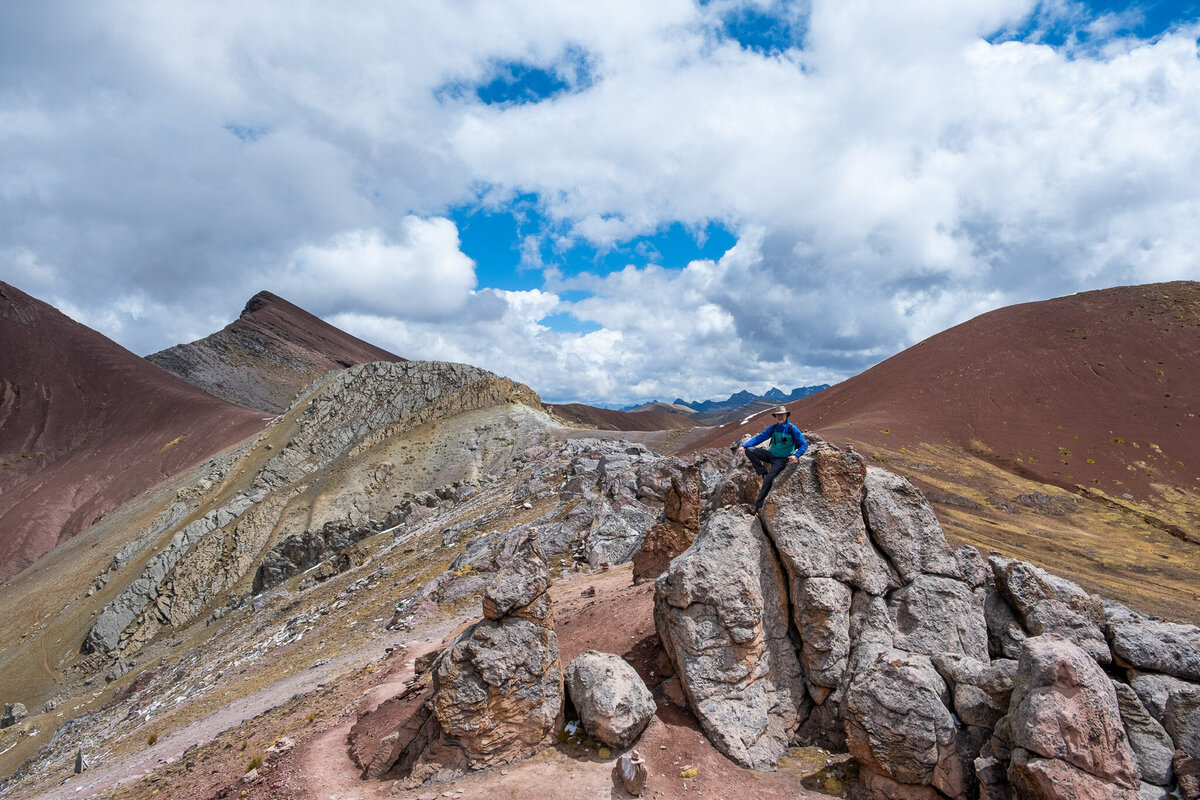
[772,405,789,416]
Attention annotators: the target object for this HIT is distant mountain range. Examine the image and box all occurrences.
[619,385,830,413]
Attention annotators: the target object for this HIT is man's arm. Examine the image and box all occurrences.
[740,427,771,450]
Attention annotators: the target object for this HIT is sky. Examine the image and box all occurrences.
[3,1,1199,405]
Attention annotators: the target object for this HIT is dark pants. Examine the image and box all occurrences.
[744,446,790,508]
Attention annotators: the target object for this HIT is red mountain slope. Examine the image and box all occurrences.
[548,402,699,432]
[0,282,268,580]
[684,281,1199,528]
[148,291,405,413]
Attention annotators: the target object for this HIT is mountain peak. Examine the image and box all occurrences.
[148,291,405,413]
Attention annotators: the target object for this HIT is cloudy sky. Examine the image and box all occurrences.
[3,1,1199,405]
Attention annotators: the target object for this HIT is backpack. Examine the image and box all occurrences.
[768,424,796,457]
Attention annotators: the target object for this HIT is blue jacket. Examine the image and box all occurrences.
[745,421,808,458]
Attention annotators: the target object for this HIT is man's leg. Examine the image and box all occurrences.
[754,456,790,508]
[744,446,771,476]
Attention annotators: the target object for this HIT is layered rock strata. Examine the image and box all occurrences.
[85,361,544,658]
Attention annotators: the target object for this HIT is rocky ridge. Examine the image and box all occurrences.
[82,360,547,661]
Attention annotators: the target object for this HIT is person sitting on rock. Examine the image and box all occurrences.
[736,405,808,509]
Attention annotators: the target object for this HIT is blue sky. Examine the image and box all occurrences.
[3,1,1200,404]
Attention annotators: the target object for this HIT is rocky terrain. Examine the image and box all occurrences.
[147,291,405,413]
[1,280,1197,800]
[682,281,1200,622]
[0,281,268,580]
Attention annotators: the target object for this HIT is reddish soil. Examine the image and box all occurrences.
[0,281,268,580]
[225,566,828,800]
[148,290,405,413]
[549,403,699,432]
[682,281,1200,510]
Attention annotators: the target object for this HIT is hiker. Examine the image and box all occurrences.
[736,405,808,509]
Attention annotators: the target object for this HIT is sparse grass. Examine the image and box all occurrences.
[147,732,158,745]
[245,752,263,772]
[158,434,187,454]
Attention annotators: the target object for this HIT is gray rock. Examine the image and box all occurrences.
[565,651,656,749]
[1,703,27,728]
[654,507,809,769]
[1114,682,1175,786]
[990,557,1109,664]
[482,545,549,621]
[1138,781,1170,800]
[585,504,656,567]
[862,466,962,583]
[1003,636,1138,788]
[844,648,966,798]
[1163,683,1200,760]
[888,574,989,662]
[792,577,852,689]
[1129,671,1193,722]
[984,584,1028,660]
[761,449,895,596]
[1110,621,1200,682]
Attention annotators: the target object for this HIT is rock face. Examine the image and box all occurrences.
[565,651,656,749]
[381,541,563,782]
[654,507,808,770]
[650,443,1200,799]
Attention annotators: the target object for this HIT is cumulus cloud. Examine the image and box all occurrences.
[277,219,476,318]
[3,0,1200,403]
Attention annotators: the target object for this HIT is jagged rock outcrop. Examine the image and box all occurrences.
[651,443,1200,799]
[654,506,809,770]
[372,540,563,783]
[565,651,656,749]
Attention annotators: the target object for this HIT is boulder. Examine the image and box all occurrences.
[1129,671,1194,722]
[1,703,27,728]
[481,547,549,621]
[1114,682,1176,786]
[654,507,809,769]
[888,574,989,662]
[984,584,1029,661]
[1007,747,1140,800]
[793,577,852,690]
[1163,683,1200,760]
[1001,636,1138,789]
[387,542,563,780]
[1110,621,1200,682]
[844,648,967,799]
[565,651,656,749]
[862,467,962,583]
[760,448,895,596]
[990,557,1109,664]
[1176,749,1200,800]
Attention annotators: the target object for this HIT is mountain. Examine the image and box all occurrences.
[668,384,829,414]
[681,281,1200,616]
[2,281,1199,800]
[0,282,267,581]
[547,401,699,432]
[147,290,405,413]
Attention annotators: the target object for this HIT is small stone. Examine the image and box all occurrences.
[614,751,649,796]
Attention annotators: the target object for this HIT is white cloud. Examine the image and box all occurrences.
[3,0,1200,402]
[277,219,476,318]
